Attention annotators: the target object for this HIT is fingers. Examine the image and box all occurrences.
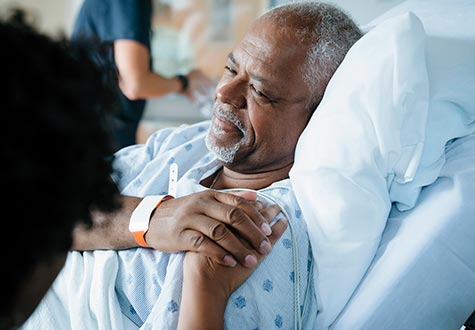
[204,191,273,251]
[214,191,272,234]
[192,192,282,268]
[180,229,237,267]
[153,190,285,269]
[184,214,268,268]
[260,204,283,227]
[221,190,281,226]
[267,217,288,245]
[180,228,258,268]
[181,216,289,269]
[251,217,289,266]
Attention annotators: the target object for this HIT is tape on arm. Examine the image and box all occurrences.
[129,194,174,247]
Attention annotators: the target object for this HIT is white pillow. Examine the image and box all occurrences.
[289,12,429,329]
[363,0,475,211]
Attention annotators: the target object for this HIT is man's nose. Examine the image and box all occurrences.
[215,79,247,109]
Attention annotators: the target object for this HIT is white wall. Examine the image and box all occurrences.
[272,0,405,26]
[1,0,406,36]
[1,0,407,141]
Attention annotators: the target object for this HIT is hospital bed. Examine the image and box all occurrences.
[333,133,475,329]
[326,0,475,328]
[137,0,475,328]
[139,1,474,328]
[37,0,471,329]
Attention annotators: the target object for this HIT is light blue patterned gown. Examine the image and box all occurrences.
[22,121,318,330]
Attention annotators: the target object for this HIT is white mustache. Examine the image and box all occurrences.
[213,102,245,133]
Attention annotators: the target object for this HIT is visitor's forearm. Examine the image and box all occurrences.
[177,277,228,330]
[71,195,142,251]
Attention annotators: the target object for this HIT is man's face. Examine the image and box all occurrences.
[206,18,314,173]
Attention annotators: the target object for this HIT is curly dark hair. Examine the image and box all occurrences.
[1,9,121,316]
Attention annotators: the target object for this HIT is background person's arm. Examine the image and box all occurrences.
[114,40,215,100]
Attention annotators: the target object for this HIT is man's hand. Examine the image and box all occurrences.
[185,215,288,294]
[145,190,282,268]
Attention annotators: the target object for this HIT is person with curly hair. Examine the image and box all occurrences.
[0,10,121,329]
[72,0,216,151]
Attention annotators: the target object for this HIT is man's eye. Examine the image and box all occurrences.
[224,66,237,75]
[250,84,268,98]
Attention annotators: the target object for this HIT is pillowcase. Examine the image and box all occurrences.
[289,12,429,329]
[362,0,475,211]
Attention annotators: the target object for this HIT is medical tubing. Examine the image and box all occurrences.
[302,250,314,321]
[220,188,303,330]
[258,190,302,330]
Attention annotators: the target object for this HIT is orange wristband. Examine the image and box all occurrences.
[129,195,174,248]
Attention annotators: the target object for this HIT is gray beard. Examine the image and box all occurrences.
[205,124,242,163]
[206,102,246,163]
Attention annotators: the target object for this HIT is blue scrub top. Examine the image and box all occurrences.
[72,0,153,151]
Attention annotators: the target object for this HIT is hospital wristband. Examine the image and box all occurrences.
[129,195,174,248]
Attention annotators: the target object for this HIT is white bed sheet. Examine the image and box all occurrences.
[331,0,475,328]
[332,135,475,330]
[333,133,475,329]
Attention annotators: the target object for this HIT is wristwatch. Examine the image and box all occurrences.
[176,74,189,92]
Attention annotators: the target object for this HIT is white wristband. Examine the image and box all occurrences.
[129,194,173,247]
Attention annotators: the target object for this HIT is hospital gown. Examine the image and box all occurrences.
[21,121,318,330]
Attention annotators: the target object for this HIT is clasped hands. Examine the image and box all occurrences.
[145,189,288,269]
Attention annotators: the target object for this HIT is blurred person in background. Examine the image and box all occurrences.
[71,0,215,152]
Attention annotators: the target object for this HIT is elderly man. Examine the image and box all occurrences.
[22,2,361,329]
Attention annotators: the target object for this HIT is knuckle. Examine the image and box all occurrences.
[189,233,206,250]
[264,205,281,219]
[209,223,229,241]
[272,204,283,214]
[174,208,186,220]
[232,195,247,207]
[202,189,216,199]
[227,207,247,226]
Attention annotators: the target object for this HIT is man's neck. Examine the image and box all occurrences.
[210,164,293,191]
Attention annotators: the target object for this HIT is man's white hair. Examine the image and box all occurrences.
[261,1,362,111]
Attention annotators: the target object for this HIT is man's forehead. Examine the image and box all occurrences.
[229,21,309,88]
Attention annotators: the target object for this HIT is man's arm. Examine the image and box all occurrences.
[72,190,280,268]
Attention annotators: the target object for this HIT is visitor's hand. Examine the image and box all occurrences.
[177,214,288,330]
[145,189,282,268]
[183,214,288,299]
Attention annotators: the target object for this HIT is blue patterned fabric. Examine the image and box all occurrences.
[22,121,317,330]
